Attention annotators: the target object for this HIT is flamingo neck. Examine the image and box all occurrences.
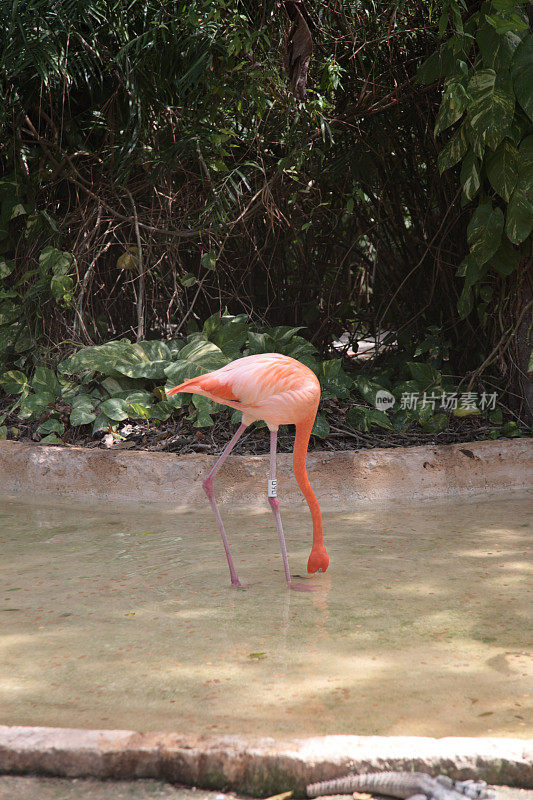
[293,413,323,550]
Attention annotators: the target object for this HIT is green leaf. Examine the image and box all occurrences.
[203,313,249,359]
[488,407,503,424]
[352,376,390,406]
[417,50,443,85]
[500,420,523,437]
[346,405,393,431]
[345,406,369,432]
[434,82,469,136]
[36,418,65,436]
[58,340,133,376]
[316,359,351,399]
[193,409,214,427]
[486,237,520,275]
[92,413,112,434]
[458,285,474,319]
[505,135,533,244]
[511,34,533,121]
[274,335,317,369]
[167,340,186,358]
[118,390,154,406]
[506,186,533,244]
[39,246,75,275]
[0,260,14,278]
[457,252,476,277]
[467,69,515,150]
[137,340,172,362]
[180,272,197,287]
[311,413,330,438]
[96,340,174,380]
[365,408,393,430]
[192,395,218,414]
[506,107,531,146]
[99,398,130,421]
[437,125,469,173]
[406,362,440,389]
[164,340,229,386]
[18,391,55,420]
[477,23,521,71]
[32,366,61,398]
[466,254,489,288]
[60,380,81,401]
[421,412,449,433]
[418,402,435,426]
[70,394,97,426]
[464,120,486,159]
[391,409,412,431]
[467,203,504,265]
[486,140,518,202]
[150,400,174,421]
[460,150,481,200]
[453,402,481,417]
[392,380,421,399]
[247,331,272,354]
[0,369,28,394]
[50,274,74,304]
[101,376,137,395]
[39,433,63,445]
[0,425,7,439]
[421,406,448,433]
[485,13,528,34]
[201,250,217,270]
[129,402,150,418]
[417,38,470,85]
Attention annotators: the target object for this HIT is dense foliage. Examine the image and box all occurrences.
[0,314,521,446]
[0,0,531,445]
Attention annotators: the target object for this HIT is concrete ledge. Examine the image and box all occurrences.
[0,727,531,794]
[0,438,531,506]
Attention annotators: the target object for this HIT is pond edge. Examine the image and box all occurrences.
[0,438,531,506]
[0,727,531,794]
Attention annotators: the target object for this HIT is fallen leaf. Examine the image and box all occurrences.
[283,1,313,100]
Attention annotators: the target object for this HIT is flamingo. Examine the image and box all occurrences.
[167,353,329,589]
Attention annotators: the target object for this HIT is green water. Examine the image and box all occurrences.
[0,490,531,737]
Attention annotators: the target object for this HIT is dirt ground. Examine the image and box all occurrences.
[1,395,511,456]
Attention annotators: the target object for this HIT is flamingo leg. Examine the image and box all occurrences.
[203,423,247,586]
[269,429,315,592]
[268,428,292,586]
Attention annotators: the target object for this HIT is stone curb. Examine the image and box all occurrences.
[0,727,531,795]
[0,439,531,506]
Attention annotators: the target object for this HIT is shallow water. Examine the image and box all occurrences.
[0,490,531,737]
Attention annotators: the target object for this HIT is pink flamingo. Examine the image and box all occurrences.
[167,353,329,589]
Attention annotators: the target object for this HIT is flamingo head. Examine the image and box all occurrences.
[307,547,329,574]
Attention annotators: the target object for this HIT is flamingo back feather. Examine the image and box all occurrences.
[167,353,320,427]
